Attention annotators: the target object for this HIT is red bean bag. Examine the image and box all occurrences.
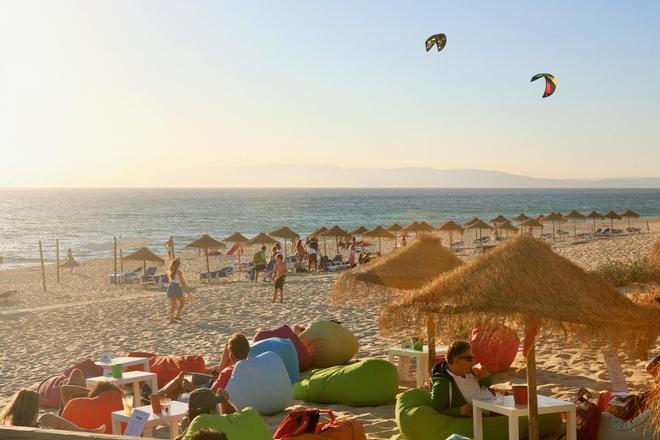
[62,390,123,434]
[63,358,103,378]
[254,325,312,372]
[127,352,206,388]
[37,374,68,408]
[470,324,520,374]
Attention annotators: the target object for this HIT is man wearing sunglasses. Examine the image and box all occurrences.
[430,340,494,416]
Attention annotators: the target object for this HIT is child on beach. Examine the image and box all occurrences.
[166,258,190,324]
[252,246,267,283]
[272,254,287,302]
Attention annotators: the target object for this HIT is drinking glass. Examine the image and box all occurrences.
[122,393,133,416]
[159,396,171,415]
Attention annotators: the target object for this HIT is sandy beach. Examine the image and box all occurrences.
[1,221,658,439]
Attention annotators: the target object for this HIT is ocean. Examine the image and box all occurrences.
[1,188,659,269]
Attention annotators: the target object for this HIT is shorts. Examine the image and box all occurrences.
[255,264,266,271]
[166,283,184,299]
[274,276,286,289]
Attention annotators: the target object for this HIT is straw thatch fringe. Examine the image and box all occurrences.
[379,235,660,357]
[332,235,462,304]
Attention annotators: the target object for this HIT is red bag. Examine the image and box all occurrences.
[287,420,367,440]
[274,409,336,439]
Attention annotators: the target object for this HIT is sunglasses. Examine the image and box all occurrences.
[457,355,475,362]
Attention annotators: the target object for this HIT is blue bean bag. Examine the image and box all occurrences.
[396,388,561,440]
[225,351,292,415]
[293,359,398,407]
[250,337,299,383]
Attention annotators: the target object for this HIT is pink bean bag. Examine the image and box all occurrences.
[127,352,206,388]
[470,324,520,374]
[37,359,104,408]
[254,325,312,372]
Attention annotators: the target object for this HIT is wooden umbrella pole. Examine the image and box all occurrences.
[55,239,60,284]
[378,237,382,253]
[238,245,242,272]
[113,236,117,279]
[527,342,540,440]
[205,249,210,284]
[426,314,436,383]
[38,241,47,292]
[120,249,124,272]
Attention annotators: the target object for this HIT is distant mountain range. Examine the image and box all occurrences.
[212,165,660,188]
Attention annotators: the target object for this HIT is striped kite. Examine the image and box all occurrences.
[425,33,446,52]
[530,73,557,98]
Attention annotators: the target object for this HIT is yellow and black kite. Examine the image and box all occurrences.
[530,73,557,98]
[425,33,446,52]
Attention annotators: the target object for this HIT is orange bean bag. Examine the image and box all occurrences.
[288,419,367,440]
[127,352,206,388]
[470,324,520,374]
[62,390,123,434]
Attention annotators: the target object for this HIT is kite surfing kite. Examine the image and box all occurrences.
[530,73,557,98]
[425,33,446,52]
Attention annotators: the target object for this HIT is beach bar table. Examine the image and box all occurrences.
[387,345,447,388]
[472,395,576,440]
[95,356,150,374]
[87,371,158,408]
[111,400,187,438]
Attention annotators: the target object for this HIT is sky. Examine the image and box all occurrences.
[1,0,659,187]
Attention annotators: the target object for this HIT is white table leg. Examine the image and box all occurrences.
[417,354,428,388]
[473,405,484,440]
[133,381,141,407]
[149,376,158,395]
[566,407,577,440]
[397,356,411,382]
[170,421,179,439]
[143,359,150,372]
[508,415,519,440]
[112,417,121,435]
[387,351,394,364]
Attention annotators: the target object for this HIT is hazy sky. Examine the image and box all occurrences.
[1,1,659,187]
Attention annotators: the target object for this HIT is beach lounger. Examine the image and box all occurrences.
[326,261,349,272]
[625,226,641,233]
[140,267,158,284]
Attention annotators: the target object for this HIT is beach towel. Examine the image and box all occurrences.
[250,337,299,383]
[126,352,206,388]
[293,359,398,407]
[299,320,358,368]
[225,351,292,415]
[254,325,312,372]
[469,324,519,374]
[62,390,123,434]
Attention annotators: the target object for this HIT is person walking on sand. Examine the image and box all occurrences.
[166,236,175,260]
[166,258,190,324]
[252,246,267,283]
[272,254,287,303]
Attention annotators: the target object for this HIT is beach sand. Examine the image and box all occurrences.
[1,221,658,439]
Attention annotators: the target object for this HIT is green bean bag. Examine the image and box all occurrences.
[182,408,271,440]
[396,388,561,440]
[299,320,358,368]
[293,359,398,407]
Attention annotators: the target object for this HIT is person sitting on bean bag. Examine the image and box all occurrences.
[253,324,311,372]
[61,382,124,434]
[293,359,398,407]
[210,333,250,392]
[180,388,271,440]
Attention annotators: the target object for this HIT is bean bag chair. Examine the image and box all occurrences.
[225,351,292,415]
[127,352,206,388]
[288,419,367,440]
[299,321,358,368]
[470,324,520,375]
[250,337,299,383]
[254,325,312,372]
[396,388,561,440]
[182,408,272,440]
[37,359,105,408]
[62,390,123,434]
[598,411,656,440]
[293,359,398,407]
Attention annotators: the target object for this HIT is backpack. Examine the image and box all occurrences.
[274,408,336,439]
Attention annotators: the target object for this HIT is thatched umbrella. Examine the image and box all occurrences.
[323,225,349,256]
[586,211,604,235]
[223,232,249,268]
[464,217,480,228]
[619,208,640,228]
[386,223,403,248]
[539,212,561,240]
[122,247,164,274]
[436,220,465,246]
[350,226,369,251]
[312,227,328,255]
[520,217,543,235]
[564,210,586,236]
[380,236,660,440]
[512,213,530,224]
[187,234,226,274]
[498,220,519,237]
[269,227,300,257]
[489,215,509,237]
[402,221,434,237]
[364,226,394,253]
[247,233,279,247]
[465,218,492,243]
[604,210,622,230]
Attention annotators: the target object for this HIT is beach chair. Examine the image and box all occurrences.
[153,274,169,289]
[123,267,142,283]
[215,267,233,278]
[326,261,350,272]
[140,267,158,284]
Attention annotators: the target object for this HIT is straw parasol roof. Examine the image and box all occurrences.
[246,233,279,246]
[311,226,328,237]
[512,213,530,223]
[489,215,509,225]
[436,220,465,234]
[323,225,349,237]
[386,223,403,232]
[333,235,462,302]
[187,234,226,250]
[586,211,604,220]
[349,226,369,235]
[364,226,395,239]
[564,210,586,236]
[464,217,480,227]
[122,247,164,273]
[465,219,492,230]
[604,210,622,230]
[520,218,543,231]
[498,220,519,234]
[540,212,563,240]
[223,232,248,243]
[620,208,641,227]
[269,226,300,240]
[402,221,434,234]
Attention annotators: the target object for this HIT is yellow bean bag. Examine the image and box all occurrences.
[298,320,358,368]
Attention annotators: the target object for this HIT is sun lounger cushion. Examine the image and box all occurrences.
[225,351,292,415]
[396,388,561,440]
[250,337,299,383]
[597,410,655,440]
[62,390,123,434]
[299,320,358,368]
[37,374,68,408]
[286,419,367,440]
[182,408,272,440]
[253,325,312,372]
[126,352,206,388]
[469,324,520,374]
[293,359,398,407]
